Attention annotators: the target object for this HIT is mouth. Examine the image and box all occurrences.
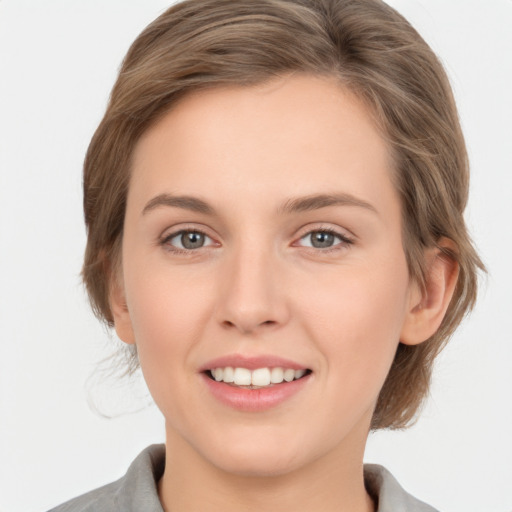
[204,366,312,389]
[200,355,313,411]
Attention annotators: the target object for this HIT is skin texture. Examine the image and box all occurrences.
[111,74,457,512]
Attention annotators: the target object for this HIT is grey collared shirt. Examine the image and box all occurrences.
[48,444,439,511]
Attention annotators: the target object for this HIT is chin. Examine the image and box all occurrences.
[203,431,311,478]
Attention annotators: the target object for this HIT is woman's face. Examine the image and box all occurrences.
[115,74,419,476]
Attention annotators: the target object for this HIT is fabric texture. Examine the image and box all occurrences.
[48,444,439,511]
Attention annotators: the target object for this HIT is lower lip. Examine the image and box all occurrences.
[201,373,311,412]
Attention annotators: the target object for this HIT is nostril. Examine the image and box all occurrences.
[220,318,277,333]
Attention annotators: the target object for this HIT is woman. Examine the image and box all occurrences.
[49,0,483,510]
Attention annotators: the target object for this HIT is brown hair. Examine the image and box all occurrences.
[82,0,484,429]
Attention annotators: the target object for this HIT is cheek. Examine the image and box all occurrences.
[122,266,212,398]
[125,268,208,347]
[298,253,411,386]
[293,262,410,440]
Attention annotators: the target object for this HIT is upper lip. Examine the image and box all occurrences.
[199,354,309,372]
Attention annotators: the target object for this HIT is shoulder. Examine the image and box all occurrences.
[364,464,440,512]
[47,444,165,512]
[46,480,120,512]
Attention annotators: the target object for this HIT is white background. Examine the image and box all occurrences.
[0,1,511,511]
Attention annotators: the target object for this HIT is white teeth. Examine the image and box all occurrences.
[210,366,308,387]
[270,367,284,384]
[283,368,295,382]
[223,366,234,383]
[251,368,271,386]
[233,367,252,386]
[294,369,306,379]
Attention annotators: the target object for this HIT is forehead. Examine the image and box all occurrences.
[129,74,397,219]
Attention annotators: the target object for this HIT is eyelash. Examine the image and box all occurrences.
[159,227,354,255]
[296,227,354,253]
[160,229,216,255]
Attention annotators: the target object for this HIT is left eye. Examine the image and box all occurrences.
[164,230,215,250]
[298,230,351,249]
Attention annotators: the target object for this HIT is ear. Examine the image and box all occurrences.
[400,238,459,346]
[109,271,136,345]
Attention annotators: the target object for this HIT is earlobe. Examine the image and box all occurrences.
[400,239,459,346]
[109,273,136,345]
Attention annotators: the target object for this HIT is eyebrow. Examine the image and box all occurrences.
[277,193,378,216]
[142,192,378,217]
[142,194,215,216]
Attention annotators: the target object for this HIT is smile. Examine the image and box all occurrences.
[208,367,310,388]
[200,355,313,411]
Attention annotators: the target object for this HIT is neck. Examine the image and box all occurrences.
[158,427,375,512]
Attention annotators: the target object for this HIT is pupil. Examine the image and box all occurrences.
[312,232,334,248]
[182,232,204,249]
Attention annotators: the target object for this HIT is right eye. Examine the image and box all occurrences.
[161,230,216,253]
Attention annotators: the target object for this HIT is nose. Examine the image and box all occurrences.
[215,241,290,335]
